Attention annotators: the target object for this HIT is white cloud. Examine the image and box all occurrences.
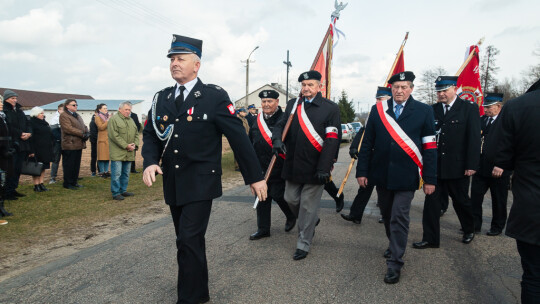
[0,51,36,61]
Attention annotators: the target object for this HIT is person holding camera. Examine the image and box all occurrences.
[59,99,89,190]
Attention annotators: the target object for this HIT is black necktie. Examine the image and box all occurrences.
[444,105,450,116]
[487,117,493,126]
[175,86,186,112]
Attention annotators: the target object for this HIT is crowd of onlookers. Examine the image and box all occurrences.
[0,90,142,225]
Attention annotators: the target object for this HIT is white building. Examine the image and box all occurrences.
[234,83,297,111]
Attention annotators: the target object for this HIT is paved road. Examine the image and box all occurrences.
[0,147,522,303]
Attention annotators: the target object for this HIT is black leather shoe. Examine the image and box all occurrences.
[5,194,18,200]
[13,191,26,197]
[121,192,135,197]
[199,295,210,303]
[293,249,308,260]
[412,241,440,249]
[383,248,391,259]
[249,230,270,240]
[33,185,43,192]
[335,193,344,212]
[285,218,296,232]
[64,185,79,190]
[384,268,400,284]
[378,218,384,223]
[462,233,475,244]
[341,214,361,224]
[486,229,502,236]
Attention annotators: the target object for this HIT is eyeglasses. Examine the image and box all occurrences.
[69,104,78,107]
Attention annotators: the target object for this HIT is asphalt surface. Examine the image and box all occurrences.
[0,147,522,304]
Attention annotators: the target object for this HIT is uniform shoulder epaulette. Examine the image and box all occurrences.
[204,84,223,91]
[159,86,174,93]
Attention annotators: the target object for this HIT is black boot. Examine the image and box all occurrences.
[39,183,49,191]
[33,185,42,192]
[0,199,13,217]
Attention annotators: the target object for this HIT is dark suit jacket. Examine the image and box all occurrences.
[433,97,481,179]
[357,96,437,190]
[142,78,263,206]
[490,82,540,245]
[477,115,511,177]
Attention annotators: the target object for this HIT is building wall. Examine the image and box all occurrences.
[234,85,296,111]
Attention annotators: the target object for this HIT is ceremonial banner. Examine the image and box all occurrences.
[385,32,408,87]
[310,25,333,99]
[457,45,484,115]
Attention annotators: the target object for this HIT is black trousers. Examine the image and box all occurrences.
[170,201,212,304]
[377,187,415,271]
[5,151,24,195]
[256,180,294,232]
[324,180,339,198]
[90,141,97,174]
[471,174,510,232]
[62,149,82,187]
[517,240,540,304]
[349,185,375,220]
[50,141,62,179]
[422,177,475,245]
[131,150,137,172]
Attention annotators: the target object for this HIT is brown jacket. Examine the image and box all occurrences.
[95,114,110,160]
[60,111,88,150]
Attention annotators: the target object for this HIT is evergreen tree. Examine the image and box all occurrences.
[337,90,356,123]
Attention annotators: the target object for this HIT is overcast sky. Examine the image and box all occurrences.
[1,0,538,113]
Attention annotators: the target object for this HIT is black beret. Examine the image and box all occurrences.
[388,71,415,84]
[298,70,322,82]
[258,90,279,99]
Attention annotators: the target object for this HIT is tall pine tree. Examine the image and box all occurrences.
[337,90,356,123]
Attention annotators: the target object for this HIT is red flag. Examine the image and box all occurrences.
[310,25,333,99]
[457,45,484,115]
[386,51,405,88]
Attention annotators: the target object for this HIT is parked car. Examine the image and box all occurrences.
[341,124,354,142]
[350,122,363,133]
[347,123,357,138]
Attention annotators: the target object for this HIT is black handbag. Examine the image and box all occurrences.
[21,158,44,176]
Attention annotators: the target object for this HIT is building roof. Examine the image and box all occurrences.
[0,87,94,108]
[40,99,144,111]
[234,83,297,108]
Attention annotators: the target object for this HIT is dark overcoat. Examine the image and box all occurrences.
[249,107,284,183]
[357,97,437,190]
[3,102,32,152]
[142,78,263,206]
[29,117,54,164]
[433,97,481,179]
[477,115,511,177]
[0,115,13,174]
[272,92,341,184]
[490,83,540,245]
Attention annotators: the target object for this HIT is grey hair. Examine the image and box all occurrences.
[408,81,415,88]
[119,101,132,109]
[29,106,44,117]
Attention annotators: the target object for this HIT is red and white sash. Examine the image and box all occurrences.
[257,113,273,147]
[297,102,324,152]
[376,101,427,176]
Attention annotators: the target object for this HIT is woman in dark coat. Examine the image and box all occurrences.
[28,107,54,192]
[0,96,14,219]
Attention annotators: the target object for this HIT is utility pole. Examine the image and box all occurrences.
[283,50,292,101]
[241,46,259,108]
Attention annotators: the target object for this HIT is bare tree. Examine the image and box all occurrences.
[415,66,448,105]
[521,45,540,90]
[494,78,522,102]
[480,45,500,92]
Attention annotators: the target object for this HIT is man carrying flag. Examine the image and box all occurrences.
[357,71,437,284]
[272,70,341,261]
[412,76,480,250]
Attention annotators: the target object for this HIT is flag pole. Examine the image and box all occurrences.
[455,38,484,76]
[384,32,409,86]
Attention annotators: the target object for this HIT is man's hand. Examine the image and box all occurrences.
[250,180,268,201]
[21,133,31,140]
[272,139,286,156]
[28,153,35,158]
[357,177,368,188]
[349,148,358,159]
[464,170,476,176]
[492,166,504,178]
[315,171,330,184]
[143,164,163,187]
[423,183,435,195]
[127,143,136,151]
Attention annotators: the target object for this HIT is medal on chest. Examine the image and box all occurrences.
[187,107,194,121]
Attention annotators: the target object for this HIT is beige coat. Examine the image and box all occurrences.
[95,114,110,160]
[59,111,88,150]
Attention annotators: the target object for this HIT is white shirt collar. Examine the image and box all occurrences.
[392,99,407,109]
[444,96,457,109]
[175,77,198,99]
[489,114,498,121]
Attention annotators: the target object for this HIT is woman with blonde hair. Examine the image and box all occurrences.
[28,106,54,192]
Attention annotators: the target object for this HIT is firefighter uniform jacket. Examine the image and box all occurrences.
[142,78,263,206]
[272,92,341,185]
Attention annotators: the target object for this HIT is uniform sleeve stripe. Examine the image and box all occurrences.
[325,127,338,134]
[423,142,437,149]
[422,136,436,144]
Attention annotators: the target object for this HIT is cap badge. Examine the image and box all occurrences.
[303,73,309,79]
[172,36,176,42]
[437,77,441,81]
[263,91,268,97]
[400,73,405,80]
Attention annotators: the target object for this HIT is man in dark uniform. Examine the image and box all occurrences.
[248,89,296,240]
[490,79,540,303]
[272,70,341,261]
[142,34,267,304]
[246,104,257,128]
[471,93,511,236]
[413,76,480,250]
[342,86,391,225]
[357,71,437,284]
